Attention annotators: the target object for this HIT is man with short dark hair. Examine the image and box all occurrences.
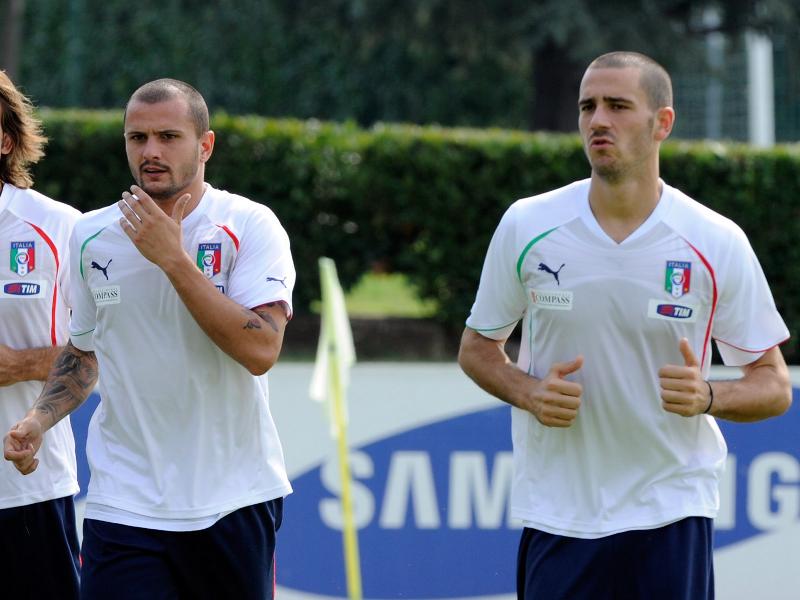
[459,51,791,599]
[5,78,294,599]
[0,70,82,599]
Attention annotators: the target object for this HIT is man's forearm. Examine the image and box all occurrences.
[708,346,792,422]
[458,328,537,411]
[32,342,98,430]
[0,345,63,385]
[162,253,287,375]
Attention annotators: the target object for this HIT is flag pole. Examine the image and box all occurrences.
[319,258,363,600]
[329,344,362,600]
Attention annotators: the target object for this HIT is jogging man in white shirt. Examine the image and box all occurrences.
[0,70,82,599]
[459,51,792,600]
[5,78,294,599]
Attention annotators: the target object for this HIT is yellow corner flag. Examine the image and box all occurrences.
[309,257,362,600]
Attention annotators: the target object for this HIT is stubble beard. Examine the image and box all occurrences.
[137,175,187,202]
[592,161,626,184]
[133,151,200,202]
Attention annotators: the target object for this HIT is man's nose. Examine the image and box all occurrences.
[142,137,162,160]
[589,105,611,130]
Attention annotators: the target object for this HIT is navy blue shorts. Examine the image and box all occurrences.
[517,517,714,600]
[80,498,283,600]
[0,495,80,600]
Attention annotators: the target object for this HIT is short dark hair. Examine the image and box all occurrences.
[0,70,46,188]
[587,51,673,110]
[125,78,209,136]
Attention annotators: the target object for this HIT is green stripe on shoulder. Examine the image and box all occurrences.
[468,319,520,333]
[79,227,108,279]
[516,226,558,282]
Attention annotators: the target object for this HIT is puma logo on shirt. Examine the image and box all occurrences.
[91,259,112,280]
[538,262,565,285]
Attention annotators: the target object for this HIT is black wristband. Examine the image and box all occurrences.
[703,380,714,414]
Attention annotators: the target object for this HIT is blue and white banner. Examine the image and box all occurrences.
[71,364,800,600]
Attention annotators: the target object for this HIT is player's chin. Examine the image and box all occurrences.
[141,185,177,202]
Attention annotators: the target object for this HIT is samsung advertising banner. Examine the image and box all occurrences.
[71,364,800,600]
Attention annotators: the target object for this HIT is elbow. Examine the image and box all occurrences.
[243,346,281,376]
[457,331,475,376]
[773,379,793,417]
[457,328,493,380]
[246,363,270,377]
[764,367,793,418]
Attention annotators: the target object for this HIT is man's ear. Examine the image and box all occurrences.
[0,133,12,155]
[654,106,675,142]
[199,130,215,163]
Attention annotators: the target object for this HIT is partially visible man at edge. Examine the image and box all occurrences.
[0,70,82,598]
[459,51,791,600]
[5,78,294,600]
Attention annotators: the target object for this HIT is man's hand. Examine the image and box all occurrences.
[118,185,191,269]
[3,416,44,475]
[528,356,584,427]
[659,338,710,417]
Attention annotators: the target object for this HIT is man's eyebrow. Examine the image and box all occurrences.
[125,128,183,136]
[603,96,634,104]
[579,96,634,106]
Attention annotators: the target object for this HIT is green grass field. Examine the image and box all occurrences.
[318,272,437,318]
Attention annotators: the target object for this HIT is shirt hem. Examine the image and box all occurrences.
[514,506,719,539]
[0,482,79,510]
[84,483,292,527]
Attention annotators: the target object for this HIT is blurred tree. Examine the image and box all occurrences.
[13,0,800,131]
[519,0,800,131]
[0,0,25,78]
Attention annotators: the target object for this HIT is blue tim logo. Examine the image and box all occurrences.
[657,303,693,319]
[4,282,40,296]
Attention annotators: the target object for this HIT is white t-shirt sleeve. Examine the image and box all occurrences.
[68,227,98,351]
[226,207,295,317]
[712,226,789,366]
[54,210,79,314]
[465,205,528,341]
[57,234,72,313]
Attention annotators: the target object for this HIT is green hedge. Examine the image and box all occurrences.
[33,110,800,361]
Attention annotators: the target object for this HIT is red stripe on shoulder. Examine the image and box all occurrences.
[216,224,240,251]
[25,221,60,346]
[683,239,717,367]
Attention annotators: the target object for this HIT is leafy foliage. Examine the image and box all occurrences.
[13,1,799,132]
[32,110,800,361]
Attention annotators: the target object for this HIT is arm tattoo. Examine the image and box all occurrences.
[34,342,98,428]
[253,304,280,333]
[242,307,263,330]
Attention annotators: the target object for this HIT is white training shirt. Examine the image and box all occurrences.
[69,185,294,531]
[0,184,80,509]
[466,179,789,538]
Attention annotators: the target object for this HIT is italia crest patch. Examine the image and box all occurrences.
[665,260,690,298]
[196,243,221,278]
[10,241,35,276]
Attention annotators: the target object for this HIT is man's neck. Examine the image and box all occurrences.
[588,173,662,244]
